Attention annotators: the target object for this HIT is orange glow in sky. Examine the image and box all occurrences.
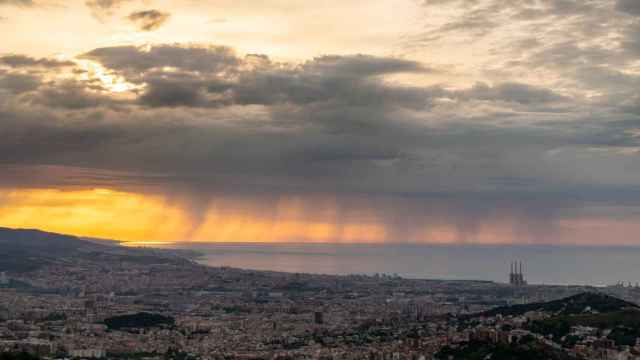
[0,188,190,241]
[2,187,640,245]
[0,188,388,243]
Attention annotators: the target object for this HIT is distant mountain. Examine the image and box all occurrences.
[484,292,638,317]
[0,227,192,273]
[0,227,108,253]
[0,227,107,272]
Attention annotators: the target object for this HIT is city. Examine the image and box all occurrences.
[2,228,640,359]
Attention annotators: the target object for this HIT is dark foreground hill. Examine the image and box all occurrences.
[479,292,640,347]
[0,227,193,273]
[484,292,638,317]
[0,353,39,360]
[528,308,640,345]
[436,338,575,360]
[447,293,640,358]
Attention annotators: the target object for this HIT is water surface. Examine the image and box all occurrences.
[151,243,640,286]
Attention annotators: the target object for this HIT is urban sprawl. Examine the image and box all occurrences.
[2,228,640,360]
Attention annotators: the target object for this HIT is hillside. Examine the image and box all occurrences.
[527,308,640,345]
[436,338,575,360]
[0,227,106,254]
[0,227,192,273]
[0,227,107,272]
[484,292,638,317]
[478,292,640,347]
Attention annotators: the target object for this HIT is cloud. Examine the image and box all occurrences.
[26,81,119,109]
[127,9,170,31]
[83,45,432,112]
[457,82,567,105]
[3,1,640,243]
[86,0,126,10]
[82,44,240,74]
[0,55,74,68]
[0,37,640,245]
[0,0,34,6]
[300,55,429,77]
[616,0,640,15]
[85,0,134,20]
[139,76,209,107]
[412,0,640,124]
[0,73,40,93]
[1,42,640,243]
[228,58,432,109]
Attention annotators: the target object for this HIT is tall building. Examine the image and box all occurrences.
[0,272,8,285]
[509,261,527,286]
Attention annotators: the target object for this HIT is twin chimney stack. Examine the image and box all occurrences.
[509,261,527,286]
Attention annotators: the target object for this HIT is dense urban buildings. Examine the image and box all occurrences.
[2,228,640,359]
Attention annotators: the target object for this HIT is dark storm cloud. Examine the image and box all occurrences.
[229,70,434,109]
[139,77,209,107]
[621,23,640,55]
[2,42,640,220]
[2,2,640,242]
[84,45,427,77]
[26,81,120,109]
[127,9,170,31]
[82,45,240,75]
[300,55,428,77]
[0,73,40,93]
[0,55,74,68]
[88,45,434,110]
[1,63,640,246]
[457,82,567,105]
[616,0,640,15]
[0,106,121,166]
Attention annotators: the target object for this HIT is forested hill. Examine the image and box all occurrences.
[484,292,638,317]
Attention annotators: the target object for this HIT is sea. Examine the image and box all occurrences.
[141,243,640,287]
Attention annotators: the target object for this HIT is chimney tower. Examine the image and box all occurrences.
[508,260,527,286]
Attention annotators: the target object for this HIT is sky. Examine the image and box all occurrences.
[0,0,640,244]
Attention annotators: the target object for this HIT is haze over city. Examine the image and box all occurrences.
[1,0,640,245]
